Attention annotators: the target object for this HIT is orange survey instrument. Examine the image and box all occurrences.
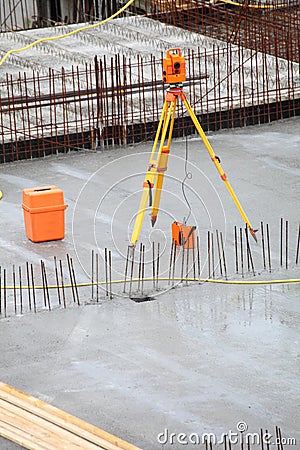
[162,48,186,85]
[172,222,197,249]
[130,48,257,245]
[22,185,67,243]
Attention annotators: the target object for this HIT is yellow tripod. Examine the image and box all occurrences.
[131,50,257,245]
[131,86,257,245]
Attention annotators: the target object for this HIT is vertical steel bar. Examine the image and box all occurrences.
[129,247,135,297]
[10,74,19,161]
[105,248,109,297]
[37,72,46,156]
[156,243,160,289]
[220,231,228,280]
[4,268,7,318]
[19,266,23,314]
[245,227,251,272]
[109,250,113,300]
[66,254,76,303]
[141,245,145,296]
[40,260,47,307]
[96,252,99,302]
[18,71,27,158]
[260,428,264,450]
[138,242,143,291]
[70,257,80,305]
[42,262,51,311]
[216,229,223,277]
[192,232,196,280]
[245,227,255,276]
[181,245,185,283]
[265,429,270,450]
[207,231,211,279]
[91,249,94,300]
[123,246,130,293]
[280,217,283,267]
[266,223,272,272]
[26,261,31,311]
[261,221,266,270]
[172,242,177,286]
[76,66,84,146]
[296,224,300,265]
[59,260,66,308]
[152,242,155,289]
[30,264,36,313]
[6,73,13,159]
[13,265,17,314]
[185,246,189,284]
[61,67,67,152]
[285,220,288,270]
[197,235,201,281]
[278,427,284,450]
[168,241,174,285]
[240,228,244,278]
[54,256,61,306]
[234,225,239,273]
[275,426,280,450]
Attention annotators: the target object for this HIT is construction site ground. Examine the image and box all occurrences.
[0,117,299,449]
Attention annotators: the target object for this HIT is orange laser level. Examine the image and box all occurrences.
[162,48,186,85]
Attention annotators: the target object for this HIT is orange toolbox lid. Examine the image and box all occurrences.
[22,185,66,210]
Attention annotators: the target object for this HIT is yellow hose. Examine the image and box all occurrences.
[0,0,135,68]
[2,276,300,290]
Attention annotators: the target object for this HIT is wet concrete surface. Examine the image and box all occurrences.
[0,118,299,449]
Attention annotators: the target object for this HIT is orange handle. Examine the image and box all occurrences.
[166,48,182,58]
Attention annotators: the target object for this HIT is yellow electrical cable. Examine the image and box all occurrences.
[2,276,300,290]
[216,0,286,9]
[0,0,135,68]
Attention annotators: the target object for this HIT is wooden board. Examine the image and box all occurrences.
[0,382,141,450]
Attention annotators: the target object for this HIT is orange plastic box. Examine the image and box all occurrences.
[172,222,197,249]
[22,185,67,243]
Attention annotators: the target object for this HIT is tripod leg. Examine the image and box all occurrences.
[131,178,155,245]
[151,99,177,225]
[130,98,175,244]
[149,100,169,163]
[181,92,257,241]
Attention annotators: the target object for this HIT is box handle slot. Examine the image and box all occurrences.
[34,187,52,192]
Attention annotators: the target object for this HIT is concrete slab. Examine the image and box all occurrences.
[0,117,299,449]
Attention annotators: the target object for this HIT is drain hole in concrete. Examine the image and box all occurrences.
[130,296,156,303]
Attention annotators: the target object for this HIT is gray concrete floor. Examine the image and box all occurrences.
[0,117,299,449]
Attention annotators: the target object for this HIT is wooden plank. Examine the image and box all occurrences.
[0,421,52,450]
[0,383,141,450]
[0,399,102,450]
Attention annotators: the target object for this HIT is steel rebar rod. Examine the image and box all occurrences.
[261,221,266,270]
